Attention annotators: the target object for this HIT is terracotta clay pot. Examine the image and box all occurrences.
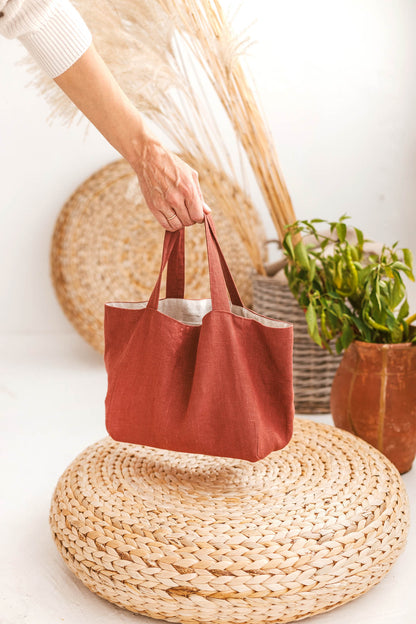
[331,341,416,474]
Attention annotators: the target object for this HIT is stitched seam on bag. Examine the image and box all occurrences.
[106,370,123,420]
[254,418,261,461]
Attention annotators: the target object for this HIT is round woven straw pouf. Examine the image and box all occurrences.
[51,158,266,353]
[50,418,409,623]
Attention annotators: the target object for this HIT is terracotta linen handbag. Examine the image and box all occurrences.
[104,213,294,462]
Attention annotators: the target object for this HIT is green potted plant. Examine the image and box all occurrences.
[282,216,416,473]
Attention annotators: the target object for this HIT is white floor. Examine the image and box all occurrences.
[1,333,415,624]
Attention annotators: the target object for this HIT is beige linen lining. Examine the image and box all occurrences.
[106,298,290,328]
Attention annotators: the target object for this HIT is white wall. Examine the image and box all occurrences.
[0,0,415,335]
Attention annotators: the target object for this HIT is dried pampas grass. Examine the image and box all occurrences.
[25,0,297,271]
[158,0,296,243]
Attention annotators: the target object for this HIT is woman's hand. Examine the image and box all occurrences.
[133,136,210,231]
[54,43,210,230]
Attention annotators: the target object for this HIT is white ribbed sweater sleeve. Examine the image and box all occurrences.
[0,0,92,77]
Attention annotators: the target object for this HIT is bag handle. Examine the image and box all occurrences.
[147,227,185,306]
[166,227,185,299]
[203,213,243,310]
[147,213,243,312]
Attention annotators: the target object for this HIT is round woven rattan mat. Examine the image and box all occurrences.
[51,159,266,353]
[50,418,409,623]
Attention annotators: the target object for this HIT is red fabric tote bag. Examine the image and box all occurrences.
[104,213,294,462]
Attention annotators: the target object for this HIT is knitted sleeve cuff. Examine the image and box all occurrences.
[18,0,92,78]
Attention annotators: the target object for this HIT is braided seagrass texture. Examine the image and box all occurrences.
[50,418,409,623]
[51,159,266,353]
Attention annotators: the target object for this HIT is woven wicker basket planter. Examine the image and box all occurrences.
[50,418,409,623]
[252,273,342,414]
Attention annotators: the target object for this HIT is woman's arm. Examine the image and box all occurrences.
[0,0,208,230]
[54,44,208,231]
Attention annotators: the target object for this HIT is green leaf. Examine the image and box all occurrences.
[294,241,310,270]
[335,259,343,285]
[335,336,344,354]
[306,303,318,335]
[403,248,413,270]
[309,259,316,282]
[354,227,364,247]
[354,315,372,342]
[341,322,354,349]
[305,303,322,346]
[391,322,403,343]
[391,274,404,308]
[282,234,295,260]
[392,261,409,271]
[375,281,381,309]
[392,261,415,280]
[385,311,397,331]
[350,246,359,261]
[352,316,366,333]
[336,222,347,243]
[320,311,330,339]
[398,299,410,322]
[342,324,354,349]
[369,288,382,314]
